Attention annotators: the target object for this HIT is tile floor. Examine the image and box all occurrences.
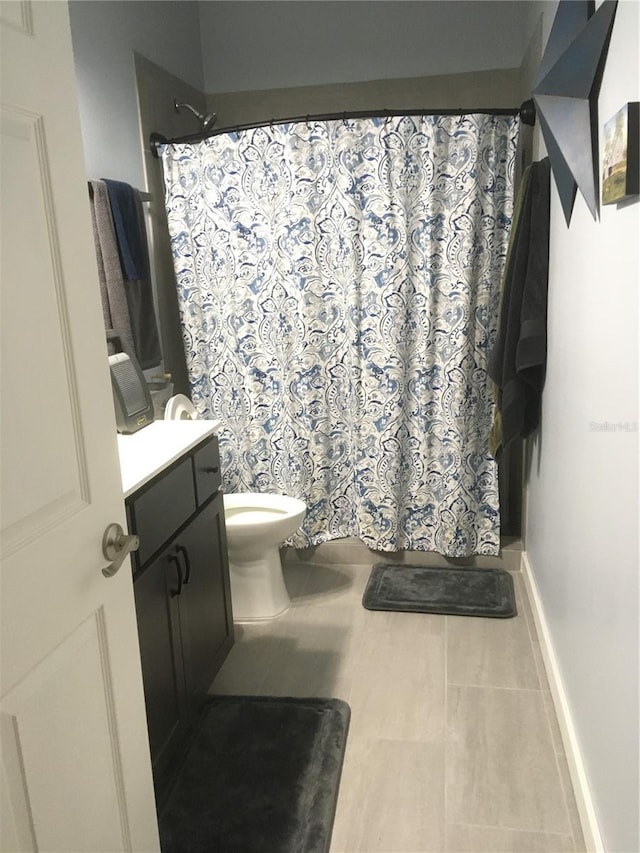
[209,547,585,853]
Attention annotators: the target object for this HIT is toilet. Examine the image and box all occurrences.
[223,492,306,621]
[164,395,306,620]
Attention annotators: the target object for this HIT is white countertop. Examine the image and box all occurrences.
[117,419,221,497]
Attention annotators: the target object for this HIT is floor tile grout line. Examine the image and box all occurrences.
[541,691,566,757]
[531,635,551,693]
[516,573,541,649]
[447,680,545,693]
[517,572,559,701]
[549,714,583,850]
[445,819,576,837]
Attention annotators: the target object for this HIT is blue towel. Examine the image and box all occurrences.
[103,179,147,281]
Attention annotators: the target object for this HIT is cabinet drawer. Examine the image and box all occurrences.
[193,438,221,505]
[132,459,196,568]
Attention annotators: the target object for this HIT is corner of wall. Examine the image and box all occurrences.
[521,551,603,851]
[135,56,207,397]
[518,7,543,104]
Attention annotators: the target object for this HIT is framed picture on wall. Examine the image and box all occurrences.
[602,102,639,205]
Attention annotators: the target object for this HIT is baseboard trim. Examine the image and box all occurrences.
[521,551,603,852]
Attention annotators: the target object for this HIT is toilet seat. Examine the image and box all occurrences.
[164,394,197,420]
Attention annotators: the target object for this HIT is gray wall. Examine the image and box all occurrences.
[201,1,529,145]
[68,0,205,383]
[135,55,207,396]
[206,68,522,129]
[522,3,639,851]
[199,1,536,93]
[69,0,203,186]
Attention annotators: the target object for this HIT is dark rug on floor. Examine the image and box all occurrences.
[158,695,350,853]
[363,564,516,618]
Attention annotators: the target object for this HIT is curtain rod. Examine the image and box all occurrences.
[150,99,536,158]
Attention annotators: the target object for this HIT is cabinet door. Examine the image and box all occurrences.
[193,438,222,505]
[178,493,234,717]
[134,551,189,792]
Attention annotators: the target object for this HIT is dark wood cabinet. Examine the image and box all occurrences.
[177,494,232,717]
[133,547,188,784]
[128,434,233,800]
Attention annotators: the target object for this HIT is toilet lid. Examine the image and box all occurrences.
[164,394,198,420]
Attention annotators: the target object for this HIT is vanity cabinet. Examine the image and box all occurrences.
[126,432,233,800]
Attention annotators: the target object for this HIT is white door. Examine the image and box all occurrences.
[0,2,159,850]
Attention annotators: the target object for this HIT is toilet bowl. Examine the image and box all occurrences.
[163,395,306,621]
[224,492,306,621]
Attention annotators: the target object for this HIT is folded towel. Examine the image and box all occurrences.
[488,157,551,457]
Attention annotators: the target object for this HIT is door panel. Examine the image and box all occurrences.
[0,3,159,849]
[1,105,86,545]
[0,1,32,34]
[2,614,129,852]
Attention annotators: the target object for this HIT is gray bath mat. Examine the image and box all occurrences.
[363,564,516,618]
[159,695,350,853]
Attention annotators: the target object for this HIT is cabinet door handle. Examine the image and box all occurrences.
[168,553,183,597]
[203,466,219,474]
[176,544,192,585]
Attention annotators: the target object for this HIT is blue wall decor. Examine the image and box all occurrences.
[533,0,618,225]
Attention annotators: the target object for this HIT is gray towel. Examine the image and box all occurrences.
[488,158,551,457]
[89,179,135,355]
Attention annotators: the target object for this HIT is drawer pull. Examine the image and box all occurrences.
[203,466,219,474]
[169,553,183,597]
[176,544,192,584]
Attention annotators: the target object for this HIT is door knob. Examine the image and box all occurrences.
[102,522,140,578]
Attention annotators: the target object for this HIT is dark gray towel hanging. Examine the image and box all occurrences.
[488,157,551,457]
[102,179,161,369]
[88,179,135,356]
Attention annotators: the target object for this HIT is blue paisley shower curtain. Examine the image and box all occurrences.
[161,114,518,556]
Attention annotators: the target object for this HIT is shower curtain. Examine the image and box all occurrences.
[161,114,518,556]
